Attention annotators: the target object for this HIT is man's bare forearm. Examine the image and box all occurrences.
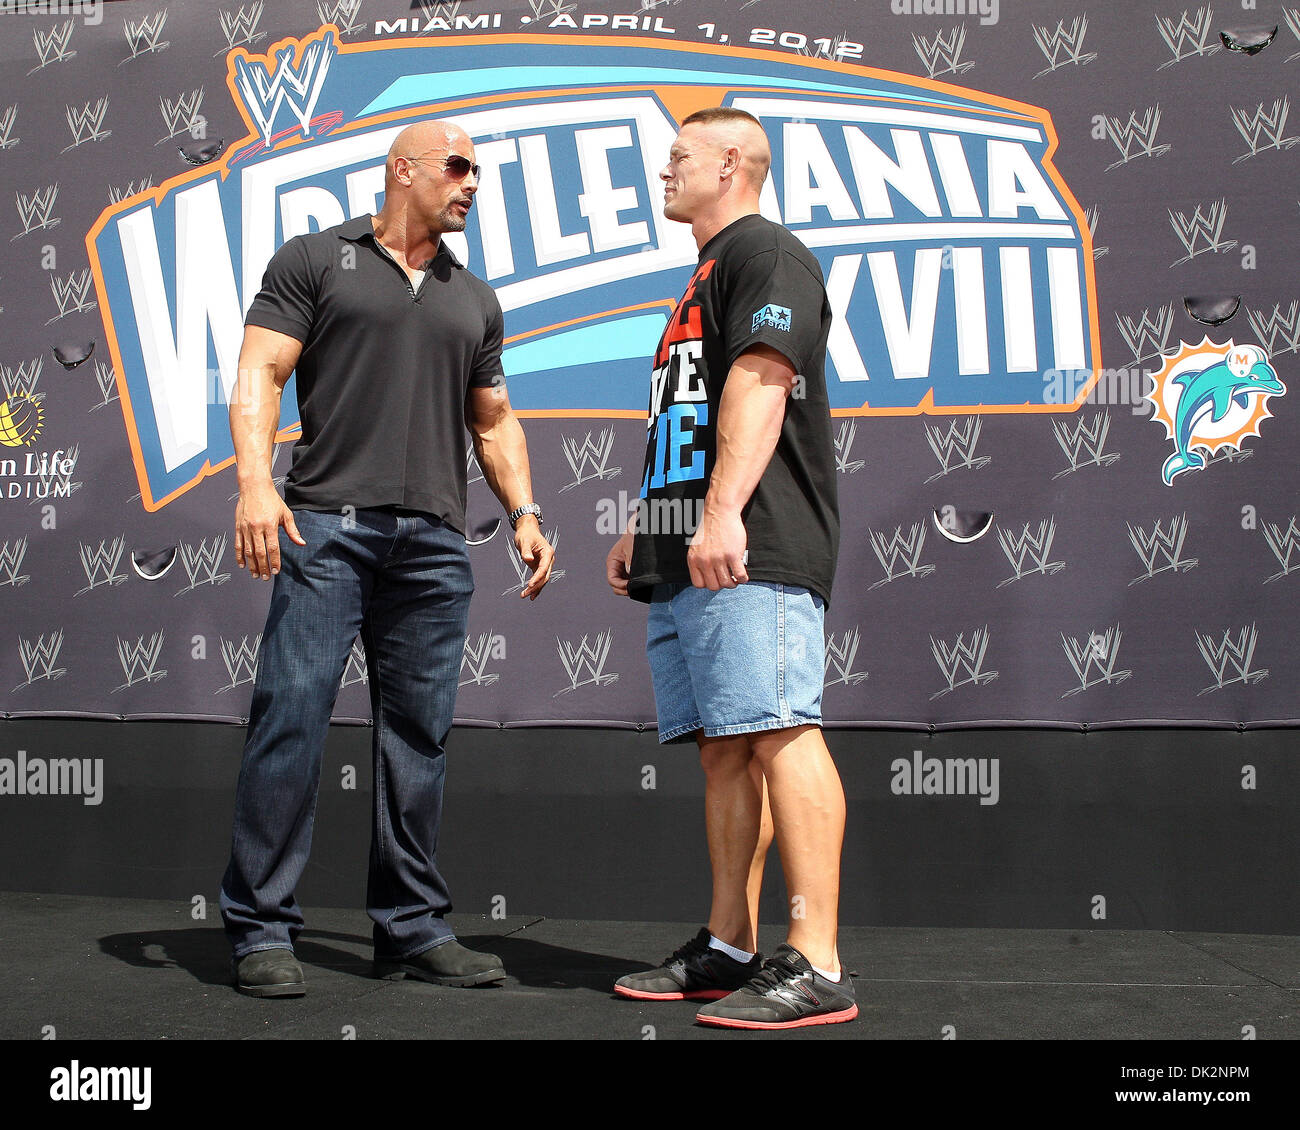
[473,411,537,515]
[231,362,284,493]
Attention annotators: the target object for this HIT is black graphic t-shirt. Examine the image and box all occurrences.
[627,214,840,606]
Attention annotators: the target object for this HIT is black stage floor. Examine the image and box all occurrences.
[2,890,1296,1042]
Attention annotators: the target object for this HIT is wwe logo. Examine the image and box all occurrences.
[1261,515,1300,583]
[834,420,864,474]
[868,524,934,589]
[1246,302,1300,356]
[1169,199,1236,265]
[823,627,869,687]
[1084,205,1108,258]
[1230,98,1300,163]
[1032,16,1097,77]
[555,630,618,695]
[62,98,111,153]
[1285,7,1300,62]
[923,417,992,482]
[0,104,18,151]
[35,443,81,501]
[122,9,170,60]
[525,0,576,22]
[47,270,97,324]
[29,20,76,74]
[930,626,998,699]
[217,3,266,53]
[16,631,66,690]
[1060,625,1132,697]
[1115,304,1174,367]
[913,26,976,79]
[77,536,127,595]
[232,28,336,151]
[107,178,153,205]
[1127,514,1198,585]
[1155,6,1219,68]
[115,632,168,691]
[1104,107,1172,170]
[157,89,204,144]
[217,634,261,692]
[340,638,367,688]
[419,0,462,21]
[0,537,30,588]
[460,631,504,687]
[503,526,565,594]
[13,184,60,241]
[997,518,1066,588]
[90,361,120,412]
[1051,411,1121,479]
[560,428,621,491]
[2,357,44,403]
[176,535,230,594]
[1195,624,1268,694]
[317,0,365,37]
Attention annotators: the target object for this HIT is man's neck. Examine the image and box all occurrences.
[691,199,761,251]
[372,210,440,268]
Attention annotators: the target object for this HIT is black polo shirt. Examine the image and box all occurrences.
[244,214,504,532]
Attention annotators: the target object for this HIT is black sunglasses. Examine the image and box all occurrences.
[403,151,481,180]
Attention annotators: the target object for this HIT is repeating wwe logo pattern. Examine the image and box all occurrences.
[1155,6,1219,68]
[29,20,76,75]
[1261,516,1300,583]
[107,178,153,206]
[317,0,366,36]
[158,89,204,145]
[997,519,1066,587]
[823,627,868,687]
[62,98,110,153]
[217,3,267,53]
[2,357,44,402]
[1084,205,1108,258]
[555,631,618,695]
[218,634,260,692]
[1230,98,1299,163]
[122,9,170,61]
[1287,7,1300,62]
[1195,625,1268,695]
[1104,107,1171,170]
[1052,411,1120,478]
[1061,625,1132,697]
[923,417,991,482]
[0,104,18,150]
[13,185,60,241]
[1128,515,1198,585]
[232,29,335,150]
[176,536,230,594]
[0,538,30,588]
[834,420,864,474]
[460,631,502,687]
[1169,200,1235,265]
[90,361,119,412]
[560,428,621,491]
[115,632,167,691]
[869,524,934,588]
[502,526,564,594]
[1032,15,1097,77]
[340,638,367,688]
[76,536,127,595]
[1116,304,1174,366]
[1247,302,1300,356]
[32,443,81,501]
[47,270,97,323]
[16,632,66,690]
[930,626,998,699]
[913,26,975,78]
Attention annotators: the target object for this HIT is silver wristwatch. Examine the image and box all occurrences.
[508,502,543,529]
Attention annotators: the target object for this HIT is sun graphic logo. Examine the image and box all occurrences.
[0,394,43,448]
[1146,337,1285,485]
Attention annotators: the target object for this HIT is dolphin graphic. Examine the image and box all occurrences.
[1161,345,1283,484]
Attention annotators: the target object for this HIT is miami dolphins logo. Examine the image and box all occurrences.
[1146,337,1285,485]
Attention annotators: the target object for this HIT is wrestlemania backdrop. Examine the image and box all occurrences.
[0,0,1296,727]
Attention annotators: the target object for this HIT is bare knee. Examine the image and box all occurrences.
[698,735,752,778]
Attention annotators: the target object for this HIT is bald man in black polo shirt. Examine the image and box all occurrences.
[219,120,553,997]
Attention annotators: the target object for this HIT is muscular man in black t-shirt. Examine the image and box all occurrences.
[607,108,855,1028]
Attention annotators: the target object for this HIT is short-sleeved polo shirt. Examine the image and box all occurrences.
[244,213,504,533]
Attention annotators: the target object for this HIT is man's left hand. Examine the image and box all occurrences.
[514,517,554,600]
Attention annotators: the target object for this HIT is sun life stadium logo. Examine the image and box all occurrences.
[1145,338,1284,485]
[85,27,1101,511]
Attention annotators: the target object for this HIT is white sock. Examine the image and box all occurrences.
[812,964,842,982]
[708,934,755,963]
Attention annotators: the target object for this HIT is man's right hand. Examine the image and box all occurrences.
[235,484,305,581]
[606,529,634,597]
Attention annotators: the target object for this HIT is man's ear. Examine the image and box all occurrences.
[719,145,742,180]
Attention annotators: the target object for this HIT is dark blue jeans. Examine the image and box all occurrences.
[219,507,473,961]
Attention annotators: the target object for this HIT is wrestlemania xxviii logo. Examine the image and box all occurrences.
[87,26,1102,511]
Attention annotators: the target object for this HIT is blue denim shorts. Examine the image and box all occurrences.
[646,581,826,744]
